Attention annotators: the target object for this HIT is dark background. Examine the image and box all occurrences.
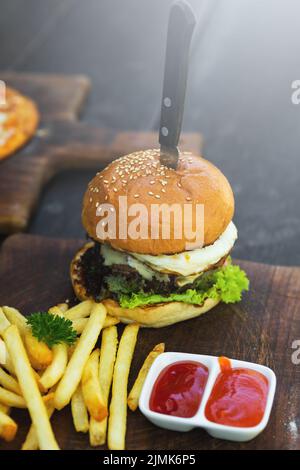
[1,0,300,265]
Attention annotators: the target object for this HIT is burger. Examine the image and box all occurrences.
[70,149,249,328]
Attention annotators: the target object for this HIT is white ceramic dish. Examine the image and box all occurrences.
[139,352,276,442]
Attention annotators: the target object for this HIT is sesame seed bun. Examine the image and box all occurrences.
[70,242,220,328]
[82,150,234,255]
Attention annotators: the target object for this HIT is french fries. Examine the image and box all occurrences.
[0,403,10,414]
[3,325,59,450]
[0,308,10,335]
[48,303,68,315]
[0,367,22,395]
[2,306,53,370]
[54,303,107,410]
[82,349,107,421]
[72,315,119,334]
[64,300,93,321]
[39,305,68,389]
[0,386,26,408]
[128,343,165,411]
[71,385,89,433]
[22,404,55,450]
[24,331,53,370]
[0,338,7,365]
[2,307,25,335]
[89,326,118,446]
[0,409,17,442]
[108,323,139,450]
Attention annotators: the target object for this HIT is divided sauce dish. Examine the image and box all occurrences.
[139,352,276,442]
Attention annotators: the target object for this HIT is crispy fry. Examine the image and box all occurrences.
[0,338,7,365]
[0,308,10,336]
[71,384,89,433]
[82,349,107,422]
[39,343,68,389]
[22,404,55,450]
[64,300,93,321]
[48,303,68,315]
[128,343,165,411]
[24,330,53,370]
[54,303,107,410]
[72,315,119,334]
[2,306,26,335]
[0,403,10,414]
[0,366,22,395]
[3,325,59,450]
[108,324,139,450]
[0,386,26,407]
[0,409,17,442]
[89,326,118,446]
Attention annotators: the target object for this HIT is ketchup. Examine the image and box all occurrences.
[205,357,269,427]
[149,361,208,418]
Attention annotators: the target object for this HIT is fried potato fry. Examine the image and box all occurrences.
[22,404,55,450]
[39,343,68,389]
[3,325,59,450]
[2,306,26,335]
[0,308,10,336]
[0,366,22,395]
[108,324,139,450]
[0,338,7,364]
[72,315,119,334]
[48,303,68,315]
[89,326,118,446]
[0,386,26,407]
[128,343,165,411]
[24,331,53,370]
[64,300,93,321]
[82,349,107,422]
[54,303,107,410]
[71,384,89,433]
[0,403,10,414]
[39,306,68,389]
[0,409,17,442]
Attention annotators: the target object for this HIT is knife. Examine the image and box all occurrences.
[159,0,196,169]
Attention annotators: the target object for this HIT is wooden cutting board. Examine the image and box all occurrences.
[0,233,299,450]
[0,72,201,235]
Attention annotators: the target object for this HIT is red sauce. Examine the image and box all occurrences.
[205,357,269,427]
[149,361,208,418]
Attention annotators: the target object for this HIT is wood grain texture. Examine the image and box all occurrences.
[0,73,202,235]
[0,234,299,450]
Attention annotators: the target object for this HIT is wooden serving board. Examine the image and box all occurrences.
[0,72,201,234]
[0,233,299,450]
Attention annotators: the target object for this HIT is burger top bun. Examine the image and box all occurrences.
[82,149,234,255]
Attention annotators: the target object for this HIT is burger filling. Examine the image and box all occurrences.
[77,222,249,308]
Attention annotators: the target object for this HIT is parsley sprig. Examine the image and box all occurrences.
[27,312,77,347]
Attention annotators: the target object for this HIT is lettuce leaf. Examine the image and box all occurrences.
[119,263,249,309]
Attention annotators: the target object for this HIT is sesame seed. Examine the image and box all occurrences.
[150,180,155,185]
[113,188,118,192]
[186,196,192,201]
[148,191,154,196]
[134,194,139,198]
[96,202,99,207]
[155,194,161,199]
[103,179,109,184]
[89,198,92,202]
[161,188,166,193]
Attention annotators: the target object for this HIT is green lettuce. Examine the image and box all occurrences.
[118,263,249,309]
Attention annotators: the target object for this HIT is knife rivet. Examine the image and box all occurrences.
[163,97,172,107]
[161,126,169,136]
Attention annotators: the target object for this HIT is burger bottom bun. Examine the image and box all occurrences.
[70,244,220,327]
[102,297,220,328]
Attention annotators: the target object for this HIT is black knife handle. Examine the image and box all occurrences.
[159,1,196,154]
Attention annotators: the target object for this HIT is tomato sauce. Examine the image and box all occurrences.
[149,361,208,418]
[205,357,269,427]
